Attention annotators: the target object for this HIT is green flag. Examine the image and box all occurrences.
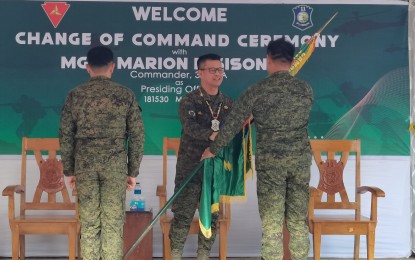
[199,121,253,238]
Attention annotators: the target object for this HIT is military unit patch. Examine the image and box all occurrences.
[42,2,70,28]
[292,5,313,31]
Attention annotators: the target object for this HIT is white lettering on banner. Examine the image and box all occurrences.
[237,34,339,47]
[118,57,188,70]
[15,32,91,45]
[326,35,339,47]
[60,56,192,72]
[140,84,183,95]
[223,58,266,70]
[185,85,199,93]
[61,56,87,69]
[15,32,339,49]
[100,33,124,45]
[172,49,187,55]
[132,6,227,22]
[130,71,192,79]
[193,57,266,71]
[143,96,169,103]
[131,33,229,47]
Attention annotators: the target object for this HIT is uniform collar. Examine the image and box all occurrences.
[89,76,111,82]
[199,86,223,103]
[268,70,291,78]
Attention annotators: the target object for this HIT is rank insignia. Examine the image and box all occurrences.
[292,5,313,31]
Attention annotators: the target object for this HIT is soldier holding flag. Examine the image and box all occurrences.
[170,53,233,260]
[202,38,313,260]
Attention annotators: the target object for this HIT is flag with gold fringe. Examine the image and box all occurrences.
[288,33,317,76]
[125,13,340,256]
[199,120,253,238]
[409,122,415,135]
[289,12,338,76]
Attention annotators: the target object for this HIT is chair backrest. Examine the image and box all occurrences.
[20,137,76,216]
[162,137,181,190]
[309,139,361,214]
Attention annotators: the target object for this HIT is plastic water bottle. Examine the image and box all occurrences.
[129,182,145,211]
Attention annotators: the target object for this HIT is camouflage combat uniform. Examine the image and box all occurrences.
[59,76,144,260]
[210,71,313,260]
[169,87,232,259]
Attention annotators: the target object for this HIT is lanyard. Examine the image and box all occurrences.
[199,88,222,119]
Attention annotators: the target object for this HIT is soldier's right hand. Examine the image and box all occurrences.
[66,176,76,189]
[126,176,136,191]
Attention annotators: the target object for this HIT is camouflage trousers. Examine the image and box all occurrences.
[76,171,126,260]
[256,158,311,260]
[169,163,218,257]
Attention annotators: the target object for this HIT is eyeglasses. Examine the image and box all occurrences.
[199,67,224,74]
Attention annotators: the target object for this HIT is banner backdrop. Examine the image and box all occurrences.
[0,1,409,155]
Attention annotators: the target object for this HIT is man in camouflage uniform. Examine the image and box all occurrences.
[59,46,144,260]
[169,53,233,260]
[202,38,313,260]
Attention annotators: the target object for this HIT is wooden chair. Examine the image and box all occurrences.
[2,137,80,260]
[156,137,231,260]
[308,139,385,260]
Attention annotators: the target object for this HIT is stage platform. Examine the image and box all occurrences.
[0,256,415,260]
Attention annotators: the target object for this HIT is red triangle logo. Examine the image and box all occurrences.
[42,2,70,28]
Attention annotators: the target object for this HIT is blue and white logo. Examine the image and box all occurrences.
[292,5,313,31]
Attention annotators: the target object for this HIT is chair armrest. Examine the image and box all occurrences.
[357,186,385,197]
[309,186,319,197]
[357,186,385,221]
[309,186,321,206]
[2,185,24,225]
[72,188,79,219]
[308,186,319,229]
[72,187,77,197]
[2,185,24,196]
[219,201,231,221]
[157,185,167,212]
[156,185,166,197]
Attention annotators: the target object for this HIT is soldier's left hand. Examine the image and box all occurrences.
[209,131,218,141]
[66,176,76,189]
[126,176,136,191]
[201,148,215,161]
